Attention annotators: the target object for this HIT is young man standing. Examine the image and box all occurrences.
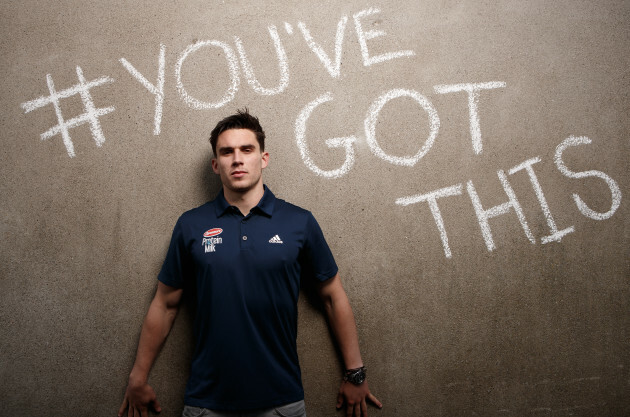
[118,110,381,417]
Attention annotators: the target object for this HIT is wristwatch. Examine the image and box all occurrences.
[344,366,366,385]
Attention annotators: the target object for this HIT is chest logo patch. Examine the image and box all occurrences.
[202,228,223,253]
[269,235,283,244]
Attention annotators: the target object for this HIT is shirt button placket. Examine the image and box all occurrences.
[240,218,249,250]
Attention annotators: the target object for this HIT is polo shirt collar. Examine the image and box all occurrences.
[215,185,276,217]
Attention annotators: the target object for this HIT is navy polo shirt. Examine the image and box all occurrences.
[158,186,338,411]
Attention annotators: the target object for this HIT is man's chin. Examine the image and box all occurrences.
[226,182,254,193]
[222,176,262,194]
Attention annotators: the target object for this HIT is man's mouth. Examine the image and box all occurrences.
[231,170,247,178]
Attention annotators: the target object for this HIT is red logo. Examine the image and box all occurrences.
[203,228,223,238]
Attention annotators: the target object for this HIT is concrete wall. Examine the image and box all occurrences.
[1,1,628,415]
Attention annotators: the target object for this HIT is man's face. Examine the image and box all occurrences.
[211,128,269,194]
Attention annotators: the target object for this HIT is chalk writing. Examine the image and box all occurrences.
[555,136,622,220]
[21,66,115,158]
[295,81,504,176]
[365,89,440,166]
[295,93,357,179]
[16,6,623,262]
[295,87,441,177]
[396,185,463,258]
[297,16,347,78]
[296,7,415,79]
[353,8,415,66]
[235,25,289,95]
[120,44,165,135]
[467,168,536,251]
[175,40,240,110]
[170,6,413,113]
[434,82,507,154]
[21,6,416,156]
[508,157,574,244]
[294,82,501,176]
[397,137,621,258]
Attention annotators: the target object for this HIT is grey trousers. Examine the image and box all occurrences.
[182,400,306,417]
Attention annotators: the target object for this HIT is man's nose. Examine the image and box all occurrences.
[232,150,244,164]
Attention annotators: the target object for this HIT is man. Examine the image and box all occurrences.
[118,109,381,417]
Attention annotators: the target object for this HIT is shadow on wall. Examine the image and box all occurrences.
[194,150,223,204]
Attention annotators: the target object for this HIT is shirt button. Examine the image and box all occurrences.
[242,236,247,241]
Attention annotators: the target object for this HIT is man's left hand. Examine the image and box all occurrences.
[336,379,382,417]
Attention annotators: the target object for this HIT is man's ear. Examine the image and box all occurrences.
[261,151,270,169]
[211,158,219,174]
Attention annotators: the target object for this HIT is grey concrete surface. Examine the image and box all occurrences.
[1,1,628,415]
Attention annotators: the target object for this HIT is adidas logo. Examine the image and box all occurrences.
[269,235,283,244]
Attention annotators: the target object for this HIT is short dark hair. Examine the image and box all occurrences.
[209,108,265,155]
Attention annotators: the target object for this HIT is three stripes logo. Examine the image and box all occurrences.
[269,235,283,244]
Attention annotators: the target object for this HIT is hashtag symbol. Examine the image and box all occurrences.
[21,66,115,158]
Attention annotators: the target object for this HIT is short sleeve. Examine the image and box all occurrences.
[157,218,191,288]
[302,212,338,282]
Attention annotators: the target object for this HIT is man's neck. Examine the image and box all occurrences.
[223,184,265,217]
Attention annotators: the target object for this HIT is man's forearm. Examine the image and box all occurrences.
[129,294,179,382]
[322,280,364,370]
[320,275,383,415]
[119,283,181,417]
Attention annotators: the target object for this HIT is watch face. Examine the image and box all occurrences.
[349,369,366,385]
[354,373,366,384]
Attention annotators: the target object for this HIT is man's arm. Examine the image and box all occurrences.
[318,274,382,417]
[118,282,183,417]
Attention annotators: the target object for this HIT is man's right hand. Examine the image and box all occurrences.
[118,378,162,417]
[118,283,182,416]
